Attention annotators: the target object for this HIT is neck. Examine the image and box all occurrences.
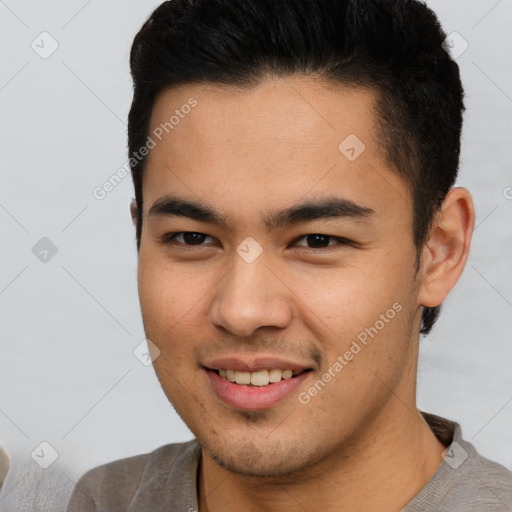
[198,402,446,512]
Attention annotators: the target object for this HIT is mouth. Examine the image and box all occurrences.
[204,366,313,410]
[209,367,313,387]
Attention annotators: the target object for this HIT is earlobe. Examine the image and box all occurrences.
[130,199,138,227]
[417,187,475,308]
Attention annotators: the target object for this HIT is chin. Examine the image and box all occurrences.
[202,437,314,478]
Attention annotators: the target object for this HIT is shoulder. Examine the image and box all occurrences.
[454,441,512,508]
[406,413,512,511]
[443,417,512,506]
[66,440,199,512]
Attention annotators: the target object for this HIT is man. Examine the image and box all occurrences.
[67,0,512,510]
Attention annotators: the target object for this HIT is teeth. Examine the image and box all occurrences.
[250,370,270,386]
[218,368,301,386]
[269,368,282,383]
[235,372,251,385]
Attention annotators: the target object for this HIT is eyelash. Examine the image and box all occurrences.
[161,232,352,252]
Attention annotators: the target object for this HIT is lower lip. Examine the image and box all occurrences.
[205,369,311,411]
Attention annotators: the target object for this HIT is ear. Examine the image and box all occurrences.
[417,187,475,308]
[130,199,138,228]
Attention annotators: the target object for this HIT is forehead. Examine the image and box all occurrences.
[143,77,411,225]
[149,76,377,157]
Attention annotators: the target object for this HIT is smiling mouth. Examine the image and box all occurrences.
[208,368,313,387]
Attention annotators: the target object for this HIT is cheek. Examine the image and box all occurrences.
[288,261,403,324]
[286,258,415,366]
[138,257,203,392]
[137,251,203,329]
[136,252,221,375]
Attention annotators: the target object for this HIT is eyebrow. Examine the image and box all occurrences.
[147,195,375,230]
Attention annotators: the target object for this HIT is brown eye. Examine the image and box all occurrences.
[293,234,350,249]
[164,232,213,245]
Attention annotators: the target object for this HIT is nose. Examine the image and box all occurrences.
[209,253,293,338]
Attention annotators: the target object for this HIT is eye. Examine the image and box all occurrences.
[292,234,351,250]
[163,231,216,246]
[162,232,352,251]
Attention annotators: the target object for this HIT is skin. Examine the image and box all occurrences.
[0,447,9,490]
[131,76,475,511]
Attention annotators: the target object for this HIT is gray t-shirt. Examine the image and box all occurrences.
[66,412,512,511]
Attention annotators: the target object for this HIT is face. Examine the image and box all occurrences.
[136,76,424,477]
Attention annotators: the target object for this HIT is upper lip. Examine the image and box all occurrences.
[203,356,313,373]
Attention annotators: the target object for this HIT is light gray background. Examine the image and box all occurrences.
[0,0,511,492]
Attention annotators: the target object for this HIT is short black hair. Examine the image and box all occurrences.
[128,0,465,336]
